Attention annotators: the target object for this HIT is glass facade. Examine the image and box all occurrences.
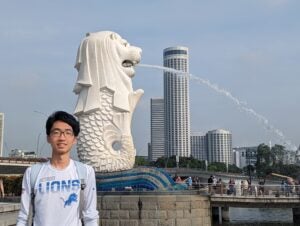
[190,133,207,160]
[163,46,190,157]
[150,98,165,161]
[207,129,232,164]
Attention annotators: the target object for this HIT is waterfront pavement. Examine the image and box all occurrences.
[0,202,20,226]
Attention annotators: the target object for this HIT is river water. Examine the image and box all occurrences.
[213,207,293,225]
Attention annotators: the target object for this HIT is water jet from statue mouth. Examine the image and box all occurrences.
[138,63,297,151]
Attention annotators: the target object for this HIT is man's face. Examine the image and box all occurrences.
[47,120,77,156]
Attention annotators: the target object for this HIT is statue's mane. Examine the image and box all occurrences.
[74,31,133,115]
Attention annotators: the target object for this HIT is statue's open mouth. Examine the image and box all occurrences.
[122,60,137,67]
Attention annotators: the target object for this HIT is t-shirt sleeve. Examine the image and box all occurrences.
[16,167,32,226]
[82,166,99,226]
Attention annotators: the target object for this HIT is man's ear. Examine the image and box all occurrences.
[47,136,51,143]
[73,137,77,145]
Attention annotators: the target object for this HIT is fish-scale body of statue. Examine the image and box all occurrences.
[73,31,143,172]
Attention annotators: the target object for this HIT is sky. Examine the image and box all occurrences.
[0,0,300,158]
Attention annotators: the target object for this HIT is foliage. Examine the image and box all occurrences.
[271,144,285,164]
[255,143,300,179]
[135,142,300,179]
[1,176,23,196]
[135,156,150,166]
[228,164,243,173]
[151,156,206,169]
[266,163,300,180]
[208,162,226,172]
[256,143,278,177]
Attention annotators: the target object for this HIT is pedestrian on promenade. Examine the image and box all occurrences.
[212,175,217,192]
[16,111,99,226]
[258,178,265,196]
[208,175,213,194]
[175,175,183,183]
[281,180,286,195]
[187,176,193,190]
[194,176,200,189]
[0,177,4,198]
[241,180,248,196]
[228,178,236,195]
[216,178,224,195]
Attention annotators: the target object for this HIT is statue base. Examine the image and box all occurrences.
[95,167,187,191]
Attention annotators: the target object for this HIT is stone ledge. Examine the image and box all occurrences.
[0,203,20,213]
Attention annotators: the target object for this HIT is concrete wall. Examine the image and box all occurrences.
[0,193,212,226]
[98,192,211,226]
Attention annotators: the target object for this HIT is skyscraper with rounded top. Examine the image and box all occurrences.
[207,129,232,164]
[163,46,190,157]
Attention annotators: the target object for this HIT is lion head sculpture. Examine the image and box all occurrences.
[73,31,143,172]
[73,31,142,114]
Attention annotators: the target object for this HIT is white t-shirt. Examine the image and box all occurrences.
[17,160,99,226]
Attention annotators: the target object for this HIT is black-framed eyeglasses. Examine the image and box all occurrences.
[50,129,74,138]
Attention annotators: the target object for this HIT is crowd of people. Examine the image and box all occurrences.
[174,174,300,197]
[174,175,200,190]
[208,176,268,196]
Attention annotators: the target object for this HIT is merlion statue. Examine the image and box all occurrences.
[73,31,144,172]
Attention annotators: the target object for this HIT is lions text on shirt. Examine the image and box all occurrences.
[17,160,99,226]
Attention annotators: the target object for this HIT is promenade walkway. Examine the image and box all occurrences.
[211,194,300,208]
[0,202,20,226]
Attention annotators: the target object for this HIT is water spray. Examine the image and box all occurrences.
[138,64,297,151]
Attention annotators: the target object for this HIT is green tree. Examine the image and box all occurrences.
[135,156,149,166]
[153,156,176,168]
[256,143,272,177]
[208,162,227,172]
[228,164,243,173]
[271,144,285,165]
[179,156,206,169]
[152,156,206,169]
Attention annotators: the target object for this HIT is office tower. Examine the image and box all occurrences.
[207,129,232,164]
[233,146,258,168]
[0,113,4,157]
[163,46,190,157]
[190,132,207,161]
[150,98,165,161]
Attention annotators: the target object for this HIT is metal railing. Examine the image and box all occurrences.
[184,181,300,197]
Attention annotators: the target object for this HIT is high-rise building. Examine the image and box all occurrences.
[0,113,4,157]
[207,129,232,164]
[163,46,190,157]
[190,132,207,161]
[233,146,257,168]
[150,98,165,161]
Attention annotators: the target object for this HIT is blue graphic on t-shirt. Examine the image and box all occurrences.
[62,193,78,207]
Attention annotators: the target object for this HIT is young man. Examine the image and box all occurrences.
[17,111,99,226]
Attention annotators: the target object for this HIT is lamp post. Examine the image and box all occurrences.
[33,110,47,157]
[176,155,179,168]
[36,132,41,157]
[246,149,252,184]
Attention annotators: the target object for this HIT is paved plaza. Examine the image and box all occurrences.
[0,202,20,226]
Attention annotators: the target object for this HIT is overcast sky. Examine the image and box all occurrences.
[1,0,299,158]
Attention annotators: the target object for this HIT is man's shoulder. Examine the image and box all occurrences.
[72,160,95,177]
[26,161,47,173]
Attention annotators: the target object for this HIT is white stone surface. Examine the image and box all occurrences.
[74,31,143,172]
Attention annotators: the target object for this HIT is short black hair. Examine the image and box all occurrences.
[46,111,80,136]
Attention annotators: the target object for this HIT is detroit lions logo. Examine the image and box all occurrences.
[61,193,78,207]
